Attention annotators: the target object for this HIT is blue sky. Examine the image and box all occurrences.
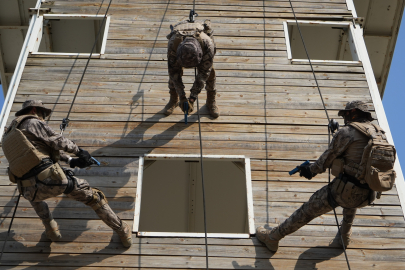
[0,20,404,173]
[383,21,405,173]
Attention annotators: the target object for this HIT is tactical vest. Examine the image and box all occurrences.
[339,122,396,191]
[167,20,213,59]
[2,115,54,178]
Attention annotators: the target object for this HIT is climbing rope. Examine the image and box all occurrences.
[0,194,21,262]
[60,0,113,135]
[194,67,209,270]
[189,0,209,268]
[287,0,351,269]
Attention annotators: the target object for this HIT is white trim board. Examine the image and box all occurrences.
[347,2,405,219]
[0,0,43,139]
[32,14,110,55]
[133,154,255,238]
[283,20,359,63]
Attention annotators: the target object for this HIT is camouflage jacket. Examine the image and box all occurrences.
[167,22,215,99]
[19,117,80,162]
[310,121,371,175]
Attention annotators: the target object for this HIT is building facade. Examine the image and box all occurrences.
[0,0,404,269]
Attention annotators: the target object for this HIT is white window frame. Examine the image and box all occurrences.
[283,20,361,65]
[133,154,255,239]
[29,14,110,58]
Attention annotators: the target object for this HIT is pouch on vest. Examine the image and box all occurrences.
[37,163,67,182]
[331,158,344,177]
[2,115,49,178]
[349,122,396,192]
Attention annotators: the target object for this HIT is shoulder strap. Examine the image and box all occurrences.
[14,115,39,129]
[4,115,38,136]
[349,122,374,138]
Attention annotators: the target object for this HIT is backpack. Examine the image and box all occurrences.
[348,122,396,191]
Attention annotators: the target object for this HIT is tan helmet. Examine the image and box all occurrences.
[176,37,203,68]
[338,100,372,119]
[15,100,52,117]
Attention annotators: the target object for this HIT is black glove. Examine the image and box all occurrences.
[299,164,316,180]
[77,149,91,161]
[70,158,88,169]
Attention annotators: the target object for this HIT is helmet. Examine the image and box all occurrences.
[15,100,52,117]
[338,100,372,119]
[177,37,203,68]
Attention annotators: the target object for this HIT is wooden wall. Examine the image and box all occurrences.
[1,0,404,269]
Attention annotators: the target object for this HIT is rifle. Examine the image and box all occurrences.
[289,160,310,176]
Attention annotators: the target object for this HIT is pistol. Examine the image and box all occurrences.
[289,160,310,176]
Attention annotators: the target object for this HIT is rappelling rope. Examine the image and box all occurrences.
[0,194,21,262]
[190,0,209,268]
[194,68,209,270]
[287,0,351,269]
[60,0,113,135]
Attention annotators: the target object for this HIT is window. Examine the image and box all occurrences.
[133,155,255,238]
[29,14,110,57]
[283,20,360,64]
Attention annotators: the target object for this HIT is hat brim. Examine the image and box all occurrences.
[337,109,349,117]
[338,109,373,120]
[15,106,52,117]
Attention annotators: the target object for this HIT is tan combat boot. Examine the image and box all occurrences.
[256,226,283,252]
[338,220,352,248]
[163,89,179,116]
[42,217,62,241]
[206,90,219,118]
[114,221,132,248]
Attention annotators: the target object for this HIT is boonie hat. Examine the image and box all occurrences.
[15,100,52,117]
[338,100,373,120]
[177,37,203,68]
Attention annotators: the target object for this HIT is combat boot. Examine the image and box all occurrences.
[42,217,62,241]
[114,221,132,248]
[256,226,283,252]
[163,89,179,116]
[338,220,352,248]
[206,90,219,118]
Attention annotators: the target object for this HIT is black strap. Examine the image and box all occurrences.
[327,184,340,208]
[18,158,53,180]
[341,173,371,190]
[62,168,77,194]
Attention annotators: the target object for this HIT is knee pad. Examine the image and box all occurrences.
[86,188,108,211]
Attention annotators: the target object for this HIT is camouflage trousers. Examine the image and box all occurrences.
[22,170,122,231]
[277,177,373,237]
[169,67,216,99]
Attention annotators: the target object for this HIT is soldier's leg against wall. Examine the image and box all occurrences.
[30,200,61,241]
[339,208,357,247]
[205,67,219,118]
[30,200,51,220]
[278,184,334,237]
[66,177,121,230]
[164,78,179,116]
[257,184,335,252]
[66,176,132,247]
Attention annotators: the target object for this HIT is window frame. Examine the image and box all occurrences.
[283,20,361,65]
[133,154,255,239]
[28,14,110,58]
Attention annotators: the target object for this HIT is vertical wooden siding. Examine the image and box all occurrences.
[0,0,404,269]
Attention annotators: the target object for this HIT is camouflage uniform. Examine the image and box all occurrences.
[3,101,131,247]
[277,123,373,236]
[166,20,218,117]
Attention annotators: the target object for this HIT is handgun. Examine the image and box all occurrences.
[289,160,310,176]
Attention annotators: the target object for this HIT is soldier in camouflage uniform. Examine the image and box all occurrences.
[164,19,219,118]
[2,100,132,247]
[257,101,378,252]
